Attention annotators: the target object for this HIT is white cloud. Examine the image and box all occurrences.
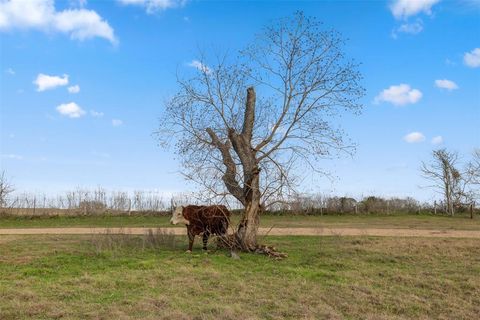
[187,60,212,74]
[391,20,423,38]
[397,20,423,34]
[34,73,68,91]
[374,84,422,106]
[118,0,186,13]
[5,67,15,75]
[431,136,443,145]
[2,153,23,160]
[56,102,85,118]
[0,0,117,44]
[390,0,440,20]
[404,132,425,143]
[464,48,480,68]
[434,79,458,91]
[90,110,104,117]
[67,84,80,93]
[112,119,123,126]
[69,0,87,8]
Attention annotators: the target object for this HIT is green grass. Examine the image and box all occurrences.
[0,234,479,319]
[1,213,480,230]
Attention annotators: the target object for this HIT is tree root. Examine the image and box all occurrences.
[216,234,288,259]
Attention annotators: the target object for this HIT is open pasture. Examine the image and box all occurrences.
[1,233,479,319]
[1,213,479,230]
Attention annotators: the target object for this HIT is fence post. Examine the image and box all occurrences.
[33,196,36,216]
[434,201,437,215]
[471,202,474,220]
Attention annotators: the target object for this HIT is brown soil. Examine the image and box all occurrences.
[0,227,479,238]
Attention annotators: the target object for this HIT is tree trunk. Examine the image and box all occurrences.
[236,198,260,251]
[236,167,261,251]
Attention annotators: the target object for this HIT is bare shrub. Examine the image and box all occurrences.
[90,228,177,254]
[143,228,176,250]
[90,228,134,254]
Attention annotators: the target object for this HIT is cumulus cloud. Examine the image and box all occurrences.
[374,84,422,106]
[56,102,85,118]
[187,60,212,74]
[90,110,104,117]
[390,0,440,20]
[404,132,425,143]
[5,67,15,75]
[67,84,80,93]
[431,136,443,145]
[434,79,458,91]
[464,48,480,68]
[118,0,186,13]
[112,119,123,126]
[0,0,117,44]
[34,73,69,91]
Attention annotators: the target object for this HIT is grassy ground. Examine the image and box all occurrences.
[1,213,479,230]
[0,233,479,319]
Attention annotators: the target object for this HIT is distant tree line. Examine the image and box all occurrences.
[0,186,476,217]
[1,147,478,217]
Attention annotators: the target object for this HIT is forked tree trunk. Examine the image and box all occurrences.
[207,87,264,251]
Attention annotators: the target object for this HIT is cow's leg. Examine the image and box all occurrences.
[202,232,209,251]
[187,229,194,253]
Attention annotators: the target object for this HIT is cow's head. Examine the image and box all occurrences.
[170,206,190,225]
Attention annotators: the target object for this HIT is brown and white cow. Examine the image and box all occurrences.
[170,205,230,252]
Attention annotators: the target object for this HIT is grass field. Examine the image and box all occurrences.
[1,213,479,230]
[0,233,479,319]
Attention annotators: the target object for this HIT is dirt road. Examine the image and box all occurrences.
[1,227,479,238]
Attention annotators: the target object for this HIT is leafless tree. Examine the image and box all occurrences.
[465,149,480,202]
[420,149,479,215]
[157,12,364,251]
[0,170,15,208]
[468,149,480,184]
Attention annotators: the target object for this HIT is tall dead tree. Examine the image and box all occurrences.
[421,149,462,215]
[157,12,364,250]
[466,149,480,202]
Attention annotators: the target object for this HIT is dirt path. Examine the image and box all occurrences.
[0,227,479,238]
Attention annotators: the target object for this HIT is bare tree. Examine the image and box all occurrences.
[0,170,15,208]
[465,149,480,203]
[468,149,480,184]
[157,12,364,251]
[420,149,478,215]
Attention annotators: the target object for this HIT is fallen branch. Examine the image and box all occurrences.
[216,234,287,259]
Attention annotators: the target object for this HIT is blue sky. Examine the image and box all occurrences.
[1,0,479,202]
